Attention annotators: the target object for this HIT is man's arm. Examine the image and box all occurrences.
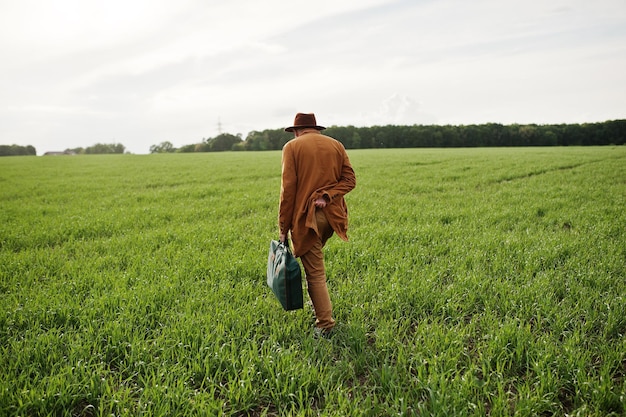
[318,152,356,203]
[278,145,297,242]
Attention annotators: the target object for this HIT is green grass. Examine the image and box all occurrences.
[1,147,625,416]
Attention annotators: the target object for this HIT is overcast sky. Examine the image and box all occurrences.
[1,0,625,154]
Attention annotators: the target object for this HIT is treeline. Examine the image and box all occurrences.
[0,143,127,157]
[0,144,36,156]
[66,143,126,154]
[156,119,626,153]
[150,134,245,153]
[324,120,625,149]
[3,120,623,157]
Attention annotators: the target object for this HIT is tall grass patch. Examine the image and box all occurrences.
[1,147,625,416]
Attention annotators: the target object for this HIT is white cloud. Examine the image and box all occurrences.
[347,94,436,127]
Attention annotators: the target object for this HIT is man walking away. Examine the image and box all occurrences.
[278,113,356,338]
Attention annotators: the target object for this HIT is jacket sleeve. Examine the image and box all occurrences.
[319,150,356,203]
[278,144,297,234]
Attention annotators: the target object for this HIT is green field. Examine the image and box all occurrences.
[1,147,625,416]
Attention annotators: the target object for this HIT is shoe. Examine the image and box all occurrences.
[313,326,335,340]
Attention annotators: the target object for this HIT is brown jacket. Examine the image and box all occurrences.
[279,132,356,257]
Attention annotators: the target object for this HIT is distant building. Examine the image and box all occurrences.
[43,150,76,156]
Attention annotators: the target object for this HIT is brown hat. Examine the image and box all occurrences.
[284,113,326,132]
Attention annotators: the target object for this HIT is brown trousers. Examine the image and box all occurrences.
[299,209,335,330]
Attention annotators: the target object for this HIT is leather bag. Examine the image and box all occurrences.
[267,239,303,311]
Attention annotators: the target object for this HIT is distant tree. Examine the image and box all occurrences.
[149,141,176,153]
[541,130,558,146]
[244,131,271,151]
[243,129,292,151]
[208,133,243,152]
[603,119,626,145]
[195,141,211,152]
[349,132,362,149]
[0,144,37,156]
[85,143,126,154]
[177,144,197,153]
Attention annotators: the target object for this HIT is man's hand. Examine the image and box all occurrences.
[314,197,327,208]
[279,232,286,243]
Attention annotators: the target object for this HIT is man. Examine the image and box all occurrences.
[278,113,356,338]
